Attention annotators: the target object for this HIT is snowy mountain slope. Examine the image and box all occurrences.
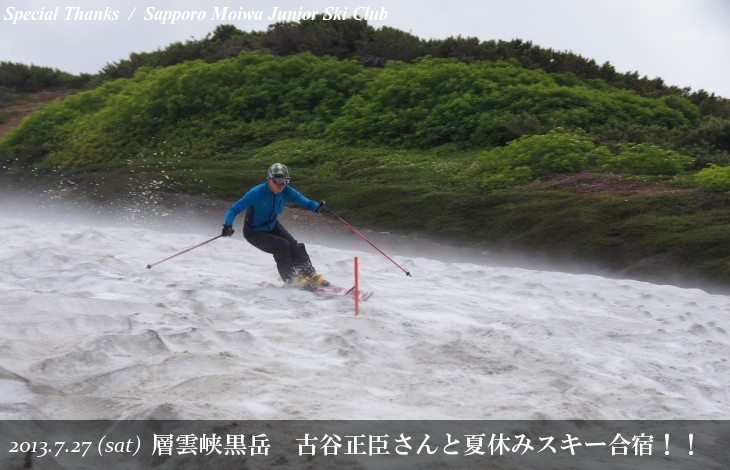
[0,210,728,421]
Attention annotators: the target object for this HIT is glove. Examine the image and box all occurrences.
[317,200,331,213]
[221,224,235,237]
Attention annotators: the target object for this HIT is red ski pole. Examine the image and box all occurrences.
[146,235,222,269]
[329,209,411,277]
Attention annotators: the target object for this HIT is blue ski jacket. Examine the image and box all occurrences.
[224,181,320,235]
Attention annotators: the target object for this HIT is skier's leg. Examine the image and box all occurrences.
[272,223,316,277]
[244,231,296,282]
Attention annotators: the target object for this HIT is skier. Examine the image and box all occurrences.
[221,163,331,288]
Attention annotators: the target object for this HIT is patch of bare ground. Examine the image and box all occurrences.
[0,89,78,139]
[532,171,697,195]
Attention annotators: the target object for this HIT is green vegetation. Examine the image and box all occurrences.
[0,62,90,92]
[0,53,711,171]
[596,143,695,176]
[471,129,605,189]
[2,20,730,288]
[695,164,730,193]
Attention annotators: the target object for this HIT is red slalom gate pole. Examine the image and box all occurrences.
[146,235,222,269]
[329,209,412,277]
[354,256,359,316]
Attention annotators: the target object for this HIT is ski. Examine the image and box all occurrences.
[257,281,373,302]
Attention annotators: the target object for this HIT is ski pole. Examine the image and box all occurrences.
[328,209,411,277]
[146,235,222,269]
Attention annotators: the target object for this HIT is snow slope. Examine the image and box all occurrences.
[0,206,729,422]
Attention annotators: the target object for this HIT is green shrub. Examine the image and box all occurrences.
[695,164,730,192]
[476,129,601,178]
[480,166,533,190]
[597,143,694,175]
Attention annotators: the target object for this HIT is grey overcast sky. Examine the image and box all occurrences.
[2,0,729,97]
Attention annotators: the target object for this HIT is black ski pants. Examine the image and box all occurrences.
[244,222,315,282]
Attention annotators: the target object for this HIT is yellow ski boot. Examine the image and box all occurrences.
[307,274,330,287]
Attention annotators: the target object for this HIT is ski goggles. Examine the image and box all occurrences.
[271,176,290,186]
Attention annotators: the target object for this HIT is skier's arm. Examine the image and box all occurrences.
[286,187,320,212]
[222,188,257,236]
[224,190,255,225]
